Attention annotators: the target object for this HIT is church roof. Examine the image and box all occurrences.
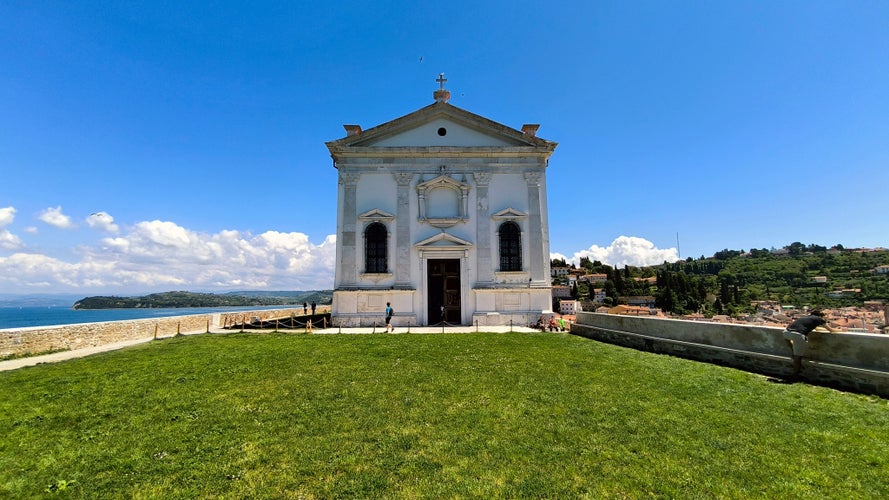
[326,100,557,158]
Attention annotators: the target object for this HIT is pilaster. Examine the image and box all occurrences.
[338,172,361,288]
[394,172,413,288]
[473,172,493,285]
[524,171,545,284]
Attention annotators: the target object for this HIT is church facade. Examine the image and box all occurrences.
[327,76,557,327]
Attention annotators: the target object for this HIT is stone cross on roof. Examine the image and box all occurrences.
[433,73,451,103]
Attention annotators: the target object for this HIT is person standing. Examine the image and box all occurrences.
[385,302,394,333]
[782,309,835,376]
[303,302,308,315]
[311,301,316,316]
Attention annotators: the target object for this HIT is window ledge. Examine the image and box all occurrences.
[360,272,393,283]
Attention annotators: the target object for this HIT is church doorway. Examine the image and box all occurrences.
[427,259,461,325]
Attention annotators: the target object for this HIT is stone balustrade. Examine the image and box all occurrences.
[1,308,306,358]
[572,311,889,397]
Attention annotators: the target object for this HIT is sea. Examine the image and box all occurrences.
[0,305,297,330]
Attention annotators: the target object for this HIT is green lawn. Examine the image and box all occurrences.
[1,332,887,498]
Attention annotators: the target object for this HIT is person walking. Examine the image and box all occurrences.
[385,302,394,333]
[782,309,836,376]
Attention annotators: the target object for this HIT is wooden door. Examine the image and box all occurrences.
[427,259,461,324]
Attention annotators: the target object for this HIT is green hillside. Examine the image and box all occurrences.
[72,290,332,309]
[557,243,889,316]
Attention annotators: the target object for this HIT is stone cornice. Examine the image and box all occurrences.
[326,101,557,151]
[328,146,555,160]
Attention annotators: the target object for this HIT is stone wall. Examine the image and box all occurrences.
[572,312,889,398]
[0,308,305,358]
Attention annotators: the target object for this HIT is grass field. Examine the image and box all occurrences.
[1,332,887,498]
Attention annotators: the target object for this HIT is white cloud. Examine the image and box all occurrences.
[86,212,119,233]
[0,207,22,250]
[0,206,15,227]
[554,236,680,268]
[0,230,22,250]
[38,206,74,229]
[0,218,337,293]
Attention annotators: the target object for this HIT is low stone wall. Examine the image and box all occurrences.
[572,312,889,398]
[0,308,305,358]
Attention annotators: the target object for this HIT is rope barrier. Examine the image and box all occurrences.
[222,313,332,332]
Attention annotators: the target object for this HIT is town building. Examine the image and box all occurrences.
[559,299,581,315]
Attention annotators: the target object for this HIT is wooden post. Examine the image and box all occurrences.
[153,324,158,340]
[241,314,245,333]
[177,322,181,336]
[275,319,279,333]
[307,319,313,334]
[206,319,210,334]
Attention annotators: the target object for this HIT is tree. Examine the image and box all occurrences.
[551,257,568,268]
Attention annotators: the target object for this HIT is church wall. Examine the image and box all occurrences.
[331,290,417,328]
[356,174,397,216]
[487,173,530,213]
[372,118,514,147]
[328,98,556,327]
[336,163,553,326]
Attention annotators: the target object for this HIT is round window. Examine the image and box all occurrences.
[437,127,447,136]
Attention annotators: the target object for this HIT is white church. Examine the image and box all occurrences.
[327,75,557,327]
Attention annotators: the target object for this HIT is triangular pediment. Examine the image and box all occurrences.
[358,208,395,221]
[414,231,473,249]
[416,174,469,192]
[326,101,557,150]
[492,207,528,220]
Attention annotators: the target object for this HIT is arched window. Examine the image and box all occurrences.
[499,221,522,272]
[364,222,388,273]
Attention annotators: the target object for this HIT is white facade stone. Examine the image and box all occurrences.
[327,85,557,327]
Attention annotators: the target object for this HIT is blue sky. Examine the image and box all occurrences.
[1,1,887,295]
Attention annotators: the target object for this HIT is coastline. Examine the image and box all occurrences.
[0,307,312,361]
[0,304,302,330]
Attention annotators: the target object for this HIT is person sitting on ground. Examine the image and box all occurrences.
[782,309,836,376]
[548,316,558,332]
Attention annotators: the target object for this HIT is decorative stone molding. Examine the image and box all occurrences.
[492,207,528,221]
[415,231,473,259]
[358,272,394,283]
[416,174,471,228]
[472,172,492,186]
[494,271,531,284]
[358,208,395,222]
[394,172,413,186]
[339,172,361,187]
[523,171,542,186]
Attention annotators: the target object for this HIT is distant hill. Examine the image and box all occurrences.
[557,243,889,316]
[72,290,333,310]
